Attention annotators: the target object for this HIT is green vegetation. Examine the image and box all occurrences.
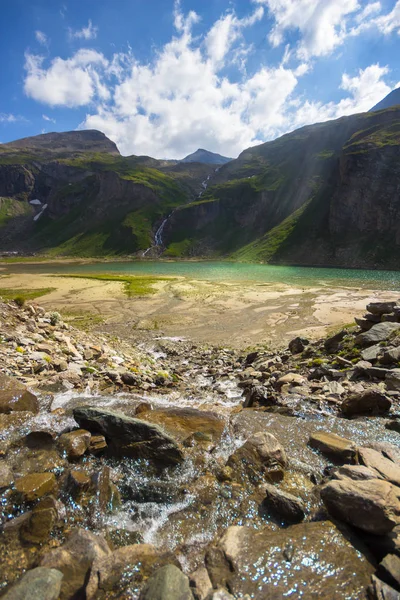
[55,273,174,296]
[0,287,55,303]
[61,310,105,331]
[0,197,32,226]
[164,239,193,257]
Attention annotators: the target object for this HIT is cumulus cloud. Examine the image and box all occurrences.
[24,49,109,107]
[68,19,98,40]
[35,30,48,46]
[374,0,400,35]
[22,2,398,158]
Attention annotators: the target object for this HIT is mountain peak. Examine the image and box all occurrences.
[180,148,232,165]
[370,87,400,113]
[4,129,120,155]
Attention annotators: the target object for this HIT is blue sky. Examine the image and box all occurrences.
[1,0,400,158]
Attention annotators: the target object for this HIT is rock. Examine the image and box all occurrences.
[243,386,269,408]
[381,347,400,365]
[322,381,345,396]
[355,323,400,347]
[0,462,14,489]
[58,429,91,459]
[190,567,213,600]
[2,567,63,600]
[260,482,305,523]
[379,554,400,590]
[324,330,346,353]
[86,543,179,599]
[369,442,400,465]
[367,302,398,316]
[361,344,382,362]
[0,374,39,414]
[121,372,140,386]
[206,521,374,599]
[359,447,400,487]
[15,473,56,501]
[139,565,193,600]
[309,432,357,463]
[386,371,400,392]
[355,317,374,331]
[205,591,234,600]
[20,497,59,544]
[386,421,400,434]
[40,528,111,600]
[73,406,184,466]
[368,574,400,600]
[341,390,391,416]
[68,469,92,492]
[136,402,153,415]
[334,465,380,481]
[88,434,107,454]
[276,373,306,390]
[227,432,287,484]
[288,337,308,354]
[320,478,400,534]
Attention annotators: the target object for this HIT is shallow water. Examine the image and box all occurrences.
[5,260,400,289]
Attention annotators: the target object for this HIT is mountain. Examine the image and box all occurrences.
[370,88,400,112]
[162,107,400,269]
[0,130,212,256]
[180,148,232,165]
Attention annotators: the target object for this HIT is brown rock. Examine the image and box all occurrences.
[359,447,400,487]
[320,478,400,534]
[20,496,59,543]
[379,554,400,590]
[341,390,391,416]
[15,473,56,502]
[0,374,39,414]
[227,432,287,484]
[58,429,91,459]
[260,482,305,523]
[88,434,107,454]
[309,431,357,463]
[0,462,14,490]
[368,574,400,600]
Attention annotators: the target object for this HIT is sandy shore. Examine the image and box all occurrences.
[1,269,399,348]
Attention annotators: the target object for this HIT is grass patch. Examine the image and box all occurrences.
[55,274,174,296]
[61,310,105,331]
[0,287,55,302]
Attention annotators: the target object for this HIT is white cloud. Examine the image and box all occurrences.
[374,0,400,35]
[35,30,48,46]
[24,49,109,107]
[22,3,397,158]
[42,114,56,123]
[0,113,26,123]
[68,19,98,41]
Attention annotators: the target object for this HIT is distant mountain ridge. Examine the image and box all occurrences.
[180,148,232,165]
[370,87,400,112]
[4,130,120,155]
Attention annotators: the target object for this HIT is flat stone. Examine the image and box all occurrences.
[359,447,400,487]
[276,373,306,389]
[320,478,400,534]
[308,432,357,463]
[2,567,63,600]
[139,565,193,600]
[341,390,391,416]
[379,554,400,590]
[333,465,381,481]
[367,302,398,316]
[73,406,184,466]
[58,429,91,459]
[386,370,400,392]
[0,374,39,414]
[206,521,374,599]
[356,323,400,347]
[260,482,305,523]
[361,345,382,362]
[381,347,400,365]
[15,473,56,502]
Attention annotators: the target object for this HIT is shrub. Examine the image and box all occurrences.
[50,311,61,326]
[14,295,26,307]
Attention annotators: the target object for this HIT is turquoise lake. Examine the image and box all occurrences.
[7,260,400,290]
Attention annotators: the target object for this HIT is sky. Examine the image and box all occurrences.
[0,0,400,159]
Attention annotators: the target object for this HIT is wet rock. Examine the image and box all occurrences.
[227,432,287,484]
[20,496,59,544]
[136,402,153,415]
[320,478,400,534]
[386,371,400,392]
[73,406,184,466]
[341,390,391,416]
[356,323,400,347]
[86,543,179,599]
[259,482,305,523]
[15,473,56,502]
[359,447,400,487]
[68,469,92,493]
[206,521,374,599]
[309,432,357,463]
[288,336,308,354]
[40,528,111,600]
[367,302,398,316]
[0,462,14,489]
[368,574,400,600]
[88,434,107,454]
[2,567,63,600]
[379,554,400,590]
[58,429,91,459]
[243,385,269,408]
[139,564,193,600]
[334,465,380,481]
[204,591,234,600]
[386,420,400,434]
[0,374,39,414]
[190,567,213,600]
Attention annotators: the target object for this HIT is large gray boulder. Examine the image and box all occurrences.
[73,406,184,466]
[320,478,400,534]
[139,565,193,600]
[341,390,391,416]
[355,322,400,347]
[2,567,63,600]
